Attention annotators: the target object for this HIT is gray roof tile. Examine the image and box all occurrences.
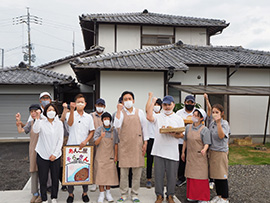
[80,10,229,35]
[0,66,75,85]
[73,42,270,70]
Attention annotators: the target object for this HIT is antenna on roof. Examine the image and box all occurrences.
[143,9,148,14]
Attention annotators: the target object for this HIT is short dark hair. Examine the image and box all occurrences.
[74,93,86,102]
[121,91,134,100]
[43,103,59,118]
[212,103,224,113]
[101,112,112,121]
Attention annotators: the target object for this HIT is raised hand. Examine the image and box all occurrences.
[117,103,123,112]
[15,112,21,121]
[70,102,76,111]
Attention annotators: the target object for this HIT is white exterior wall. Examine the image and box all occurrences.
[207,68,227,85]
[229,68,270,135]
[98,24,115,53]
[175,28,207,45]
[142,26,173,35]
[0,85,53,96]
[49,63,76,81]
[116,25,140,52]
[100,71,164,114]
[170,67,205,107]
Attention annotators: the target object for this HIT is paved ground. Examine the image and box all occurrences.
[1,142,270,203]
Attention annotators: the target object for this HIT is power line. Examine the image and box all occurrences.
[34,43,71,53]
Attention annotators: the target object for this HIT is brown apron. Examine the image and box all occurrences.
[94,129,119,185]
[209,150,228,179]
[185,125,208,179]
[29,121,39,172]
[118,109,144,168]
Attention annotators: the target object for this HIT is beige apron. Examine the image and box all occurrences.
[29,121,39,172]
[209,150,228,179]
[94,128,119,185]
[185,125,208,179]
[89,112,103,146]
[118,109,144,168]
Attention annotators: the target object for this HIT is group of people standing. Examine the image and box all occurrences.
[15,90,230,203]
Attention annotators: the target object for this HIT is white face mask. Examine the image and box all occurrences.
[103,120,111,126]
[153,105,161,113]
[124,100,133,109]
[47,111,56,119]
[76,102,85,107]
[96,107,104,113]
[191,116,199,123]
[163,109,172,115]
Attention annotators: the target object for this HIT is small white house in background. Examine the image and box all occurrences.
[71,42,270,142]
[0,65,75,140]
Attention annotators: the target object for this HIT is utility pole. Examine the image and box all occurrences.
[0,48,3,68]
[13,7,42,67]
[72,31,75,55]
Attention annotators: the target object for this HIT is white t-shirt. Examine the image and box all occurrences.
[151,112,184,161]
[66,111,95,145]
[33,118,64,160]
[147,112,159,139]
[176,108,195,144]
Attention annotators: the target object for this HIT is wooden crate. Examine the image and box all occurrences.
[159,127,185,134]
[233,137,253,146]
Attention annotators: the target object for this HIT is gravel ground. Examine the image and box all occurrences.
[1,143,270,202]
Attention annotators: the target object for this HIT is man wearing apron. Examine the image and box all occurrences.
[94,112,119,203]
[181,109,211,202]
[147,95,184,203]
[90,98,106,192]
[114,91,148,203]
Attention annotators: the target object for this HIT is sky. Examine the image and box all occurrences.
[1,0,270,67]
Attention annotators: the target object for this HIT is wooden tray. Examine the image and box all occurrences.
[184,119,193,124]
[159,127,185,134]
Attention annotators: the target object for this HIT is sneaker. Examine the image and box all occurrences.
[166,195,175,203]
[132,197,140,203]
[51,199,57,203]
[155,195,163,203]
[98,192,105,203]
[31,196,38,203]
[146,180,152,188]
[187,198,197,202]
[66,195,74,203]
[217,198,229,203]
[209,182,215,190]
[82,194,90,202]
[209,196,221,203]
[117,196,127,202]
[34,196,42,203]
[176,179,186,187]
[106,190,114,202]
[42,201,48,203]
[89,184,97,192]
[198,201,209,203]
[61,185,68,191]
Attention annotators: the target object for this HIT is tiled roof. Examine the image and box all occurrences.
[80,10,229,35]
[0,66,75,85]
[72,41,270,70]
[37,46,104,69]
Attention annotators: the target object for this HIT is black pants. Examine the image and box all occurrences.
[37,153,60,201]
[215,179,229,198]
[146,138,154,179]
[177,144,186,181]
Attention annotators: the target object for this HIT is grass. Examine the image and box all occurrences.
[229,143,270,165]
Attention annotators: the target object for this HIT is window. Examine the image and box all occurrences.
[142,35,175,46]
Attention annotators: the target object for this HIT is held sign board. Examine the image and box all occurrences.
[62,146,94,185]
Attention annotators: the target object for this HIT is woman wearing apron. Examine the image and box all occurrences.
[208,103,230,203]
[181,109,211,203]
[94,112,119,203]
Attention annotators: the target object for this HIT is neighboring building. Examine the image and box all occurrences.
[71,42,270,140]
[79,9,229,53]
[0,65,75,140]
